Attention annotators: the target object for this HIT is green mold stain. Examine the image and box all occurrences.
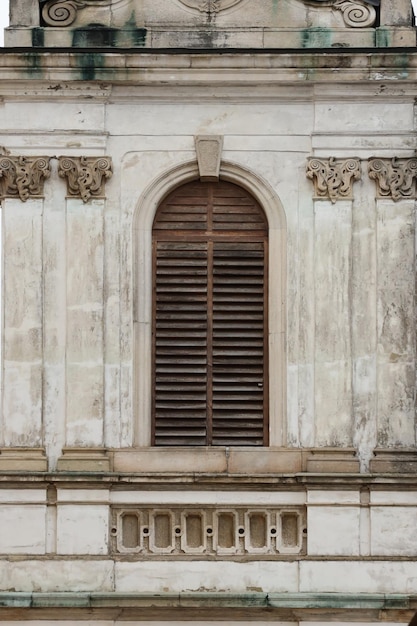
[72,19,147,48]
[31,28,45,48]
[76,52,105,81]
[117,13,147,47]
[301,27,332,48]
[394,52,410,79]
[272,0,279,12]
[23,52,44,77]
[73,23,118,48]
[376,27,389,47]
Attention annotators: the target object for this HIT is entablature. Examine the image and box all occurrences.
[1,50,417,93]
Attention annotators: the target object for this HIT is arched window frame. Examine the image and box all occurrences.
[133,160,286,447]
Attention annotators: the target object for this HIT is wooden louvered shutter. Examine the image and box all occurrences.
[152,181,268,446]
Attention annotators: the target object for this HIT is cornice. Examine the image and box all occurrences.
[0,49,417,96]
[1,472,417,488]
[0,591,414,621]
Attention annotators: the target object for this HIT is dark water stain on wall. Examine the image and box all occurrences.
[32,28,45,48]
[301,27,332,48]
[72,21,147,48]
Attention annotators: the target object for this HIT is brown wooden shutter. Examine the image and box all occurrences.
[152,181,268,446]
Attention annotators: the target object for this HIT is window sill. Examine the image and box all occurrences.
[108,446,359,475]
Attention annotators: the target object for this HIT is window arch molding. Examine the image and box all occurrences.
[133,159,287,447]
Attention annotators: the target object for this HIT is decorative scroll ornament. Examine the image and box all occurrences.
[333,0,377,27]
[368,157,417,201]
[176,0,243,13]
[41,0,117,27]
[306,157,361,203]
[0,156,51,202]
[58,156,113,202]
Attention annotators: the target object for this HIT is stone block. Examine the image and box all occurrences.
[0,560,114,592]
[0,505,46,554]
[115,561,298,593]
[112,447,227,474]
[110,489,306,506]
[307,490,360,505]
[0,448,47,471]
[377,27,417,46]
[380,0,414,26]
[305,449,360,473]
[9,0,39,27]
[370,491,417,505]
[227,448,302,474]
[300,560,417,593]
[57,505,109,555]
[307,506,360,556]
[315,103,414,133]
[57,489,110,503]
[371,506,417,556]
[369,449,417,473]
[57,448,110,472]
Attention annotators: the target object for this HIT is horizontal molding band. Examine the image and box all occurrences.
[0,591,413,609]
[0,50,417,88]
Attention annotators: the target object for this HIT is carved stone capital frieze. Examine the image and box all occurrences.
[368,157,417,201]
[306,157,361,203]
[58,156,113,202]
[176,0,243,13]
[0,156,51,202]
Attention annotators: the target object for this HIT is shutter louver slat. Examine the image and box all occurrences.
[212,241,265,446]
[154,241,208,446]
[153,181,268,446]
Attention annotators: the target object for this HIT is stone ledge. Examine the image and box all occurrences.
[1,50,417,90]
[369,449,417,473]
[57,448,111,472]
[0,448,47,472]
[0,591,412,610]
[111,447,360,475]
[304,448,359,473]
[0,592,414,622]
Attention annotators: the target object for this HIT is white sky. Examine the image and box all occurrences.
[0,2,416,45]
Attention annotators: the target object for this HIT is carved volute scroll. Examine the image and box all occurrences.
[58,156,113,202]
[303,0,378,28]
[0,156,51,202]
[368,157,417,201]
[306,157,361,203]
[333,0,377,28]
[41,0,109,27]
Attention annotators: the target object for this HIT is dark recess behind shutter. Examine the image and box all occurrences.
[152,181,268,446]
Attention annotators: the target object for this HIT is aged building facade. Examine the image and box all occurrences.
[0,0,417,623]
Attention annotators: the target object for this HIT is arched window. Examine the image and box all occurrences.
[152,180,268,446]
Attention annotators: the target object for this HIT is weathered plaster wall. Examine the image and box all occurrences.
[0,89,415,468]
[0,42,415,621]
